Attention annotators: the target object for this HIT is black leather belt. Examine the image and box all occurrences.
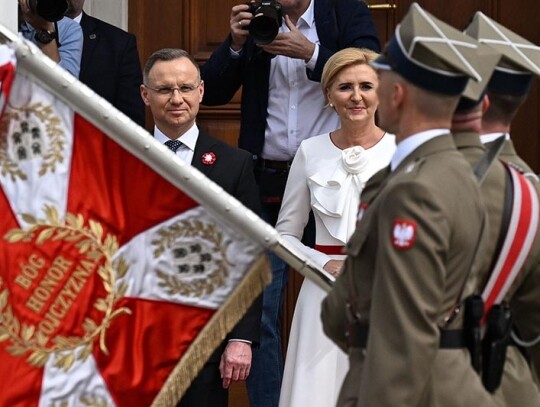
[346,324,469,349]
[256,158,293,171]
[439,329,466,349]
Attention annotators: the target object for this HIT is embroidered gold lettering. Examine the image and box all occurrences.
[15,254,46,290]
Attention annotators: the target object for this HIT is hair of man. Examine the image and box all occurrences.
[143,48,201,85]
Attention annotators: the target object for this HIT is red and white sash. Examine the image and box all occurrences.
[481,163,539,317]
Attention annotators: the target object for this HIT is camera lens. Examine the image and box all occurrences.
[29,0,68,22]
[249,5,281,45]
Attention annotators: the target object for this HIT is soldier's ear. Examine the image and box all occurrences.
[393,81,406,110]
[481,94,490,115]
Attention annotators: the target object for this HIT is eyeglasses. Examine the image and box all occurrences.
[145,82,202,96]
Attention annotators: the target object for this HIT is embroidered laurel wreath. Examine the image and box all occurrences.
[0,206,130,371]
[152,218,233,297]
[0,102,65,181]
[51,394,109,407]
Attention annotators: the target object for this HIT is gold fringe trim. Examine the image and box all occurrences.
[151,253,271,407]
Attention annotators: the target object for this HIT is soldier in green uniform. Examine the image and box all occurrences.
[451,42,540,405]
[463,11,540,395]
[466,12,540,175]
[321,4,496,406]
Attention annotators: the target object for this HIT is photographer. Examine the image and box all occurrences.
[19,0,82,77]
[200,1,380,406]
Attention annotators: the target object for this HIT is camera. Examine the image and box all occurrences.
[248,1,283,45]
[29,0,68,22]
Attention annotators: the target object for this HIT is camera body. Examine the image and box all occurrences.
[29,0,68,22]
[247,1,283,45]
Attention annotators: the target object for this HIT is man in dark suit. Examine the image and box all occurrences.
[140,48,262,407]
[65,0,145,127]
[201,2,380,404]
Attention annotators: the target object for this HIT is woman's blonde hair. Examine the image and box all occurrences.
[321,48,380,103]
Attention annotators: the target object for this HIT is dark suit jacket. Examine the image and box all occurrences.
[177,129,263,407]
[201,0,380,156]
[79,13,145,127]
[192,130,261,221]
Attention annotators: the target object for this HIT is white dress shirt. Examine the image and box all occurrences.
[480,132,510,144]
[153,124,198,164]
[262,0,340,161]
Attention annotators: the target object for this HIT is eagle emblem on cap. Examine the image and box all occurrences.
[392,219,417,249]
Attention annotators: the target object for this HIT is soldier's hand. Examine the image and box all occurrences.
[260,15,315,62]
[219,341,252,388]
[230,4,252,52]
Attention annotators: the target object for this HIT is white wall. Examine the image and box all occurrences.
[0,0,19,35]
[85,0,128,30]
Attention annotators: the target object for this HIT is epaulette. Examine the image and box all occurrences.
[525,172,540,183]
[505,160,526,174]
[397,157,425,177]
[505,161,540,183]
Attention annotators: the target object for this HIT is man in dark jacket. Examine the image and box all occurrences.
[141,48,263,407]
[65,0,145,127]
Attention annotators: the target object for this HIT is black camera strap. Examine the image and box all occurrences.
[54,21,61,48]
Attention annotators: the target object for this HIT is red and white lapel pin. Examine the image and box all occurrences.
[201,152,216,165]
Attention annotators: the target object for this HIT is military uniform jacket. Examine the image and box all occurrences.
[484,138,534,174]
[322,134,494,406]
[486,140,540,393]
[454,131,540,406]
[479,134,540,392]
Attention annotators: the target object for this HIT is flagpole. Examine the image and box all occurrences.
[0,25,334,292]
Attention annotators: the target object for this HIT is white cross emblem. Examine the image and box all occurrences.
[477,13,540,75]
[401,4,481,82]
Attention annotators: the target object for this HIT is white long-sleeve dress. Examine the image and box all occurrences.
[276,132,396,407]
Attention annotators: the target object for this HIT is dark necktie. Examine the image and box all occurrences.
[164,139,183,153]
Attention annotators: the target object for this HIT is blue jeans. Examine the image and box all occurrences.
[247,252,288,407]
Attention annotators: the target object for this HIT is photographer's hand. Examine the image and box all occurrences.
[230,4,252,52]
[19,0,54,32]
[259,15,315,62]
[18,0,60,64]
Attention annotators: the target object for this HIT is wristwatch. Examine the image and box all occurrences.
[34,30,58,45]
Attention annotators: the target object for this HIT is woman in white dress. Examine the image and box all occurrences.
[276,48,396,407]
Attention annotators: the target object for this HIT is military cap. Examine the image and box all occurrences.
[456,43,501,111]
[372,3,484,96]
[465,11,540,96]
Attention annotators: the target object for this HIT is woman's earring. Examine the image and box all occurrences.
[329,103,334,108]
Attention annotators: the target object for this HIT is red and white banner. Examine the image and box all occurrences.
[0,45,267,406]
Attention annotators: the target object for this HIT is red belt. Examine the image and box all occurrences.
[315,245,345,255]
